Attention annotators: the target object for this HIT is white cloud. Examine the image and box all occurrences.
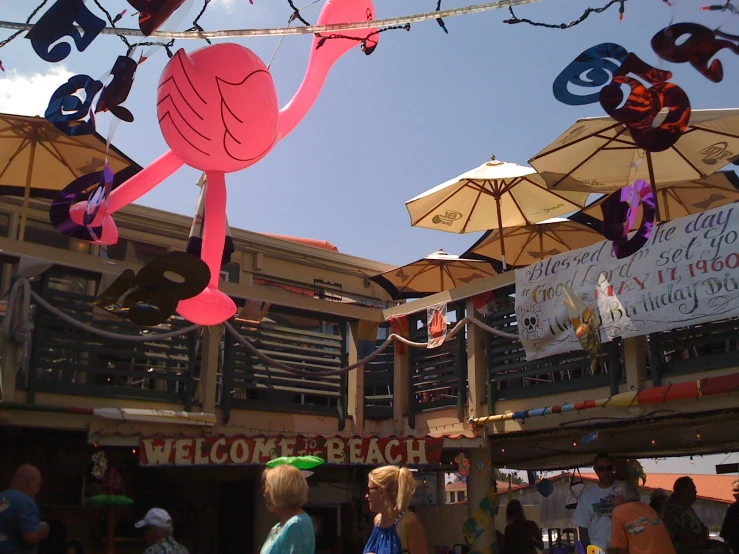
[0,66,74,117]
[210,0,238,12]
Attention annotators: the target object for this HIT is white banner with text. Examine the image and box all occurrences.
[514,203,739,360]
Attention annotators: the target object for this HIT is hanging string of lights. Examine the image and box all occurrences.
[504,0,628,28]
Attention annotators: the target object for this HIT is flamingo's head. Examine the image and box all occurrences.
[157,43,279,173]
[311,0,380,63]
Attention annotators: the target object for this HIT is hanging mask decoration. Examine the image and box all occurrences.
[127,0,188,36]
[26,0,106,63]
[454,453,471,478]
[94,251,210,326]
[91,451,108,480]
[553,43,691,152]
[601,179,655,259]
[537,478,554,498]
[45,74,104,136]
[561,284,601,371]
[50,166,117,244]
[652,22,739,83]
[96,56,138,122]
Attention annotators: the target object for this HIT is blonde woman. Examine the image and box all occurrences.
[260,464,315,554]
[363,466,429,554]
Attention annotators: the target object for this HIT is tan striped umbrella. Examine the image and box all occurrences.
[463,221,604,268]
[369,249,497,299]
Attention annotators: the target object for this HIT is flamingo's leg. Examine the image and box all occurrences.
[69,150,184,243]
[175,171,237,325]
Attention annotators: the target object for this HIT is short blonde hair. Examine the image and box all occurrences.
[368,465,417,514]
[263,464,308,510]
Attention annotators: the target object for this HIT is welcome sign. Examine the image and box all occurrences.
[139,435,444,467]
[514,203,739,360]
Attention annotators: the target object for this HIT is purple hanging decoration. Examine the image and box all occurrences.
[601,179,655,259]
[50,168,115,242]
[83,162,114,243]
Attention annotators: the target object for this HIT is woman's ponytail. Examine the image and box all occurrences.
[395,466,418,513]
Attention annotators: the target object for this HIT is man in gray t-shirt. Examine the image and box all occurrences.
[573,453,617,550]
[0,465,49,554]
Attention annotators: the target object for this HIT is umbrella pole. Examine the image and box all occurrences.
[18,126,39,241]
[495,197,506,270]
[646,151,662,222]
[539,229,544,260]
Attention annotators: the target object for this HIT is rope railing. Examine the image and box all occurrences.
[1,278,519,380]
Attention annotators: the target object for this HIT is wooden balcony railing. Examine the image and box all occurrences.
[484,286,622,407]
[647,317,739,385]
[220,310,348,427]
[26,268,200,407]
[407,303,467,427]
[363,332,394,420]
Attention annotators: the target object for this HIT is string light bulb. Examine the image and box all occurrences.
[651,439,656,445]
[696,434,701,440]
[690,456,694,464]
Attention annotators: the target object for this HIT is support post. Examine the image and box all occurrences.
[624,336,648,391]
[346,322,363,432]
[466,299,487,420]
[197,325,222,415]
[393,348,409,433]
[466,448,498,553]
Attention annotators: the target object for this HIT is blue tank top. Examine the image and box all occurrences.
[363,512,409,554]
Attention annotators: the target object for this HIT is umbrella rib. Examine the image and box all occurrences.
[520,175,585,208]
[548,126,629,189]
[689,125,739,141]
[460,182,485,233]
[529,122,623,161]
[670,143,707,179]
[413,179,482,224]
[0,138,29,181]
[513,230,539,266]
[40,137,83,179]
[401,263,439,293]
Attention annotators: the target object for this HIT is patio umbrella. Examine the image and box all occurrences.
[463,220,604,268]
[572,171,739,230]
[528,109,739,222]
[369,249,497,300]
[405,157,590,268]
[0,112,141,239]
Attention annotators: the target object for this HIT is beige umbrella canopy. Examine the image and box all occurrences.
[528,109,739,221]
[572,171,739,227]
[0,112,141,239]
[369,249,498,299]
[406,157,590,268]
[463,220,604,268]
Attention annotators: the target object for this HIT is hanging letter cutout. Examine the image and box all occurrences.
[553,43,629,106]
[601,179,655,259]
[96,56,137,122]
[599,53,691,152]
[652,22,739,83]
[45,74,103,136]
[95,251,210,326]
[127,0,187,36]
[26,0,106,63]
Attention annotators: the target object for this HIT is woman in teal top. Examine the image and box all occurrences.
[260,465,315,554]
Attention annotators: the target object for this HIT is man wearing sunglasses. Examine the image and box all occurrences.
[573,453,618,551]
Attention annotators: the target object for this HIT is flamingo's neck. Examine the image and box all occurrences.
[278,51,339,141]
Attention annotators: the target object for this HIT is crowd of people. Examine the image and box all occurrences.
[0,463,431,554]
[2,458,738,554]
[571,453,739,554]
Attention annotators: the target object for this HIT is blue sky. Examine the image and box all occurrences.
[2,0,739,268]
[1,0,738,475]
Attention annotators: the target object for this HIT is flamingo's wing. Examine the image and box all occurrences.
[157,49,213,157]
[216,70,279,163]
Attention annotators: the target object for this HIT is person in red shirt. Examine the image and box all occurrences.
[608,480,675,554]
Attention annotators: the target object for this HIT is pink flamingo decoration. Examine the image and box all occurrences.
[70,0,379,326]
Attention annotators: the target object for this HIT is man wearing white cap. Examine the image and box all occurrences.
[135,508,188,554]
